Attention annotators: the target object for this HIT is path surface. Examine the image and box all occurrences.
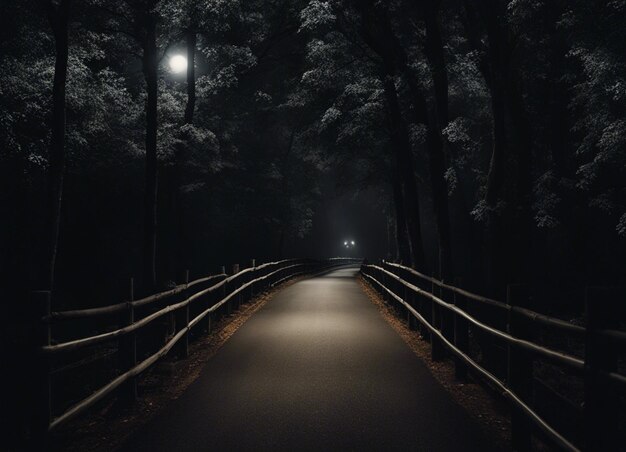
[120,268,498,451]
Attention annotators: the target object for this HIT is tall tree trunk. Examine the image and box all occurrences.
[169,29,196,280]
[361,1,453,279]
[504,73,532,288]
[142,13,158,292]
[184,29,196,125]
[277,128,296,258]
[462,0,533,295]
[278,228,286,259]
[381,74,425,268]
[39,0,71,292]
[486,5,532,293]
[423,0,448,131]
[399,63,452,281]
[391,168,412,265]
[424,112,453,281]
[423,1,453,281]
[483,73,509,295]
[348,1,425,268]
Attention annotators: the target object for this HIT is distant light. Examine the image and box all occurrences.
[344,241,348,246]
[351,240,355,246]
[169,55,187,73]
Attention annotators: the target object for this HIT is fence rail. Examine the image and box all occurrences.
[361,261,625,452]
[35,257,362,436]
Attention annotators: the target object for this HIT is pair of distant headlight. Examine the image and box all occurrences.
[344,240,355,247]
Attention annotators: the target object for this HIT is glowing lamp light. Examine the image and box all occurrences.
[169,54,188,73]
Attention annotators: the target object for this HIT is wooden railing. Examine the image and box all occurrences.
[361,261,625,452]
[34,257,362,436]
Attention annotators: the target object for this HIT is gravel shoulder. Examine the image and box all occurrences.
[358,275,512,451]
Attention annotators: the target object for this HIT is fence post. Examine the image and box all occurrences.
[453,278,469,380]
[382,264,389,303]
[584,287,619,451]
[441,281,455,343]
[33,290,51,443]
[121,278,138,403]
[404,285,411,328]
[181,270,190,358]
[430,274,444,361]
[411,273,427,339]
[231,264,239,313]
[507,284,532,452]
[393,269,400,311]
[380,266,385,298]
[249,259,256,300]
[219,265,227,319]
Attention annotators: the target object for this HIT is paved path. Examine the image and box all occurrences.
[120,268,499,451]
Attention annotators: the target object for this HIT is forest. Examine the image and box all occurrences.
[1,0,625,351]
[2,0,626,448]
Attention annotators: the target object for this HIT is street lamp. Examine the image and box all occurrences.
[169,54,188,73]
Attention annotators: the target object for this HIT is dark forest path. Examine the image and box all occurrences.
[120,267,498,451]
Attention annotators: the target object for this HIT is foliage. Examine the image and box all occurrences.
[1,0,624,313]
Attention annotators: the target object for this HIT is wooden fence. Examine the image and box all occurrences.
[361,261,625,452]
[34,257,362,437]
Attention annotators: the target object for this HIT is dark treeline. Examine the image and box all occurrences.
[296,0,626,308]
[1,0,324,315]
[1,2,625,328]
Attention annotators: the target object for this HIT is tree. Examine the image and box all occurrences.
[134,0,160,291]
[298,2,421,265]
[39,0,72,293]
[351,0,453,279]
[461,0,533,294]
[96,0,178,291]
